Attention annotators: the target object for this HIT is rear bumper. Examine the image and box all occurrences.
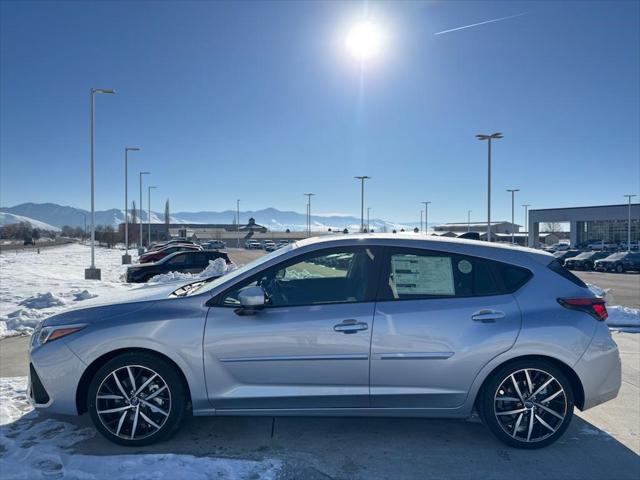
[574,324,622,410]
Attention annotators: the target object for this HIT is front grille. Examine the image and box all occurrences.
[29,363,50,404]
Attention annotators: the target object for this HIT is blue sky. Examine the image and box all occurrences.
[1,0,638,224]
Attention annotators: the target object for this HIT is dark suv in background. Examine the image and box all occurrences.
[564,251,610,271]
[553,249,582,266]
[127,250,230,283]
[594,252,640,273]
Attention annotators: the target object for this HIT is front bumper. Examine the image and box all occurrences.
[573,324,622,410]
[29,337,87,415]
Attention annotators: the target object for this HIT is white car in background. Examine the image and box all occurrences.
[263,240,277,251]
[245,240,261,250]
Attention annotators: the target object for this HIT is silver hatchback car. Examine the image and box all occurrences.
[29,235,621,449]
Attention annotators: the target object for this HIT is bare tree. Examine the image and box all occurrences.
[541,222,563,233]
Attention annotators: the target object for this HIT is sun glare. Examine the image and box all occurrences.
[345,20,384,62]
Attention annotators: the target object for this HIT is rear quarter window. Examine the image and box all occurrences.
[492,263,533,292]
[547,259,587,288]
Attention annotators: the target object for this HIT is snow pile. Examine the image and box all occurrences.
[19,292,65,309]
[588,283,639,332]
[587,283,614,304]
[0,377,281,480]
[0,244,136,339]
[147,257,235,284]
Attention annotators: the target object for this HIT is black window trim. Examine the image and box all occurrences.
[211,245,384,309]
[375,246,533,302]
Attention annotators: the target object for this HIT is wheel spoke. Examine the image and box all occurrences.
[531,377,554,398]
[98,405,132,414]
[97,394,125,400]
[512,413,524,438]
[139,410,161,430]
[144,385,167,401]
[496,408,527,416]
[534,402,564,420]
[510,374,525,403]
[133,373,157,397]
[535,414,555,432]
[139,398,169,416]
[524,369,534,395]
[540,389,564,404]
[526,411,534,441]
[130,406,140,439]
[127,366,136,392]
[112,372,129,400]
[116,410,128,436]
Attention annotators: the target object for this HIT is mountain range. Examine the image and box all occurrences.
[0,203,415,233]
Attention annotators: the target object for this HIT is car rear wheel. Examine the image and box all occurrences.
[87,352,187,446]
[615,264,624,273]
[479,360,574,449]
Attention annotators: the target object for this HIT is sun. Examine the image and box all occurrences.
[345,20,384,62]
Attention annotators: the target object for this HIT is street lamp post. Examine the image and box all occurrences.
[422,202,431,235]
[304,193,315,237]
[354,176,371,233]
[522,204,531,241]
[467,210,472,232]
[138,171,150,252]
[623,194,637,251]
[476,132,503,242]
[122,147,140,264]
[85,87,115,280]
[236,199,241,248]
[506,189,520,244]
[148,186,157,246]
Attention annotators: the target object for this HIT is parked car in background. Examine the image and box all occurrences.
[245,240,261,250]
[544,243,570,252]
[202,240,226,250]
[139,244,202,264]
[564,251,610,270]
[619,241,639,251]
[594,252,640,273]
[553,250,583,266]
[126,250,231,283]
[276,240,290,249]
[587,240,618,251]
[30,234,621,449]
[148,239,195,252]
[263,240,277,251]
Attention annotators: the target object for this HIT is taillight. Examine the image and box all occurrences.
[558,297,608,321]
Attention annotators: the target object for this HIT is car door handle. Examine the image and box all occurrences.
[471,310,505,323]
[334,319,369,334]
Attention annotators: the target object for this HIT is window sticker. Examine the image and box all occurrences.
[391,255,455,296]
[457,259,473,274]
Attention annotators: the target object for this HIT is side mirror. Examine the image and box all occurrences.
[236,286,266,315]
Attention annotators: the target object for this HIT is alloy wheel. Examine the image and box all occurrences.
[95,365,172,440]
[493,368,567,443]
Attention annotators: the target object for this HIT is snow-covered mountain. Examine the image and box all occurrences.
[0,203,412,233]
[0,212,61,232]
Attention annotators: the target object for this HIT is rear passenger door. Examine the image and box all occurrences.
[370,247,526,409]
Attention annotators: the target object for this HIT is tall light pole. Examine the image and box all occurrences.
[506,189,520,244]
[624,194,637,251]
[138,171,150,252]
[148,186,157,246]
[467,210,472,232]
[304,193,315,237]
[367,207,371,232]
[236,199,241,248]
[522,204,531,237]
[476,132,503,242]
[85,87,115,280]
[422,201,431,235]
[354,176,371,233]
[122,147,140,264]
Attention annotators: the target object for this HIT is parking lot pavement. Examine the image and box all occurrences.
[575,271,640,309]
[1,332,638,479]
[226,247,267,266]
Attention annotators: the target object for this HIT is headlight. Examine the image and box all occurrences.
[33,324,87,347]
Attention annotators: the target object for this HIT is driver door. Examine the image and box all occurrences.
[203,246,381,410]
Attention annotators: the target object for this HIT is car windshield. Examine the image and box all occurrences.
[573,252,594,259]
[605,253,626,260]
[187,242,297,296]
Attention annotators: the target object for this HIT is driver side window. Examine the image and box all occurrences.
[221,247,377,307]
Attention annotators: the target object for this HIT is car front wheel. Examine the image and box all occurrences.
[87,352,187,446]
[479,360,574,449]
[615,264,624,273]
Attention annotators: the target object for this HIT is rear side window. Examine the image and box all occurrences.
[494,263,533,292]
[548,259,587,288]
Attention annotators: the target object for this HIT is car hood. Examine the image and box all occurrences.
[42,282,183,327]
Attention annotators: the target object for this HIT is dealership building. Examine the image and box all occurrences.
[528,203,639,248]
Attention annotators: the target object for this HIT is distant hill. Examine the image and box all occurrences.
[0,212,61,232]
[1,203,413,232]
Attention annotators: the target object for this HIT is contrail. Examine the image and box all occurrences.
[434,13,525,35]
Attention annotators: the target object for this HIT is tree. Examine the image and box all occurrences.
[542,222,563,233]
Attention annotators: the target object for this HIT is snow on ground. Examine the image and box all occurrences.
[0,377,281,480]
[147,257,235,284]
[587,283,640,332]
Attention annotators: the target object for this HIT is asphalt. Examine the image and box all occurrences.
[1,332,638,479]
[575,271,640,309]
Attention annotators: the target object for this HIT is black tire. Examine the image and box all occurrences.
[615,264,624,273]
[478,359,574,449]
[87,351,187,446]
